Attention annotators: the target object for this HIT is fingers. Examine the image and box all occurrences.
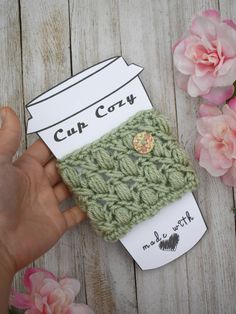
[25,139,52,165]
[44,159,61,186]
[0,107,21,162]
[54,182,71,202]
[63,206,87,229]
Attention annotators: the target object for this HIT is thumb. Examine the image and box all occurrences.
[0,107,21,162]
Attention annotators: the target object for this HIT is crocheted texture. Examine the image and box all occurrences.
[58,109,198,241]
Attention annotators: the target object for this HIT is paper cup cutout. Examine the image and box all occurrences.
[26,56,207,270]
[27,56,153,159]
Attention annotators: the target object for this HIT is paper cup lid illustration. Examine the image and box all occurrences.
[27,56,145,132]
[26,56,153,158]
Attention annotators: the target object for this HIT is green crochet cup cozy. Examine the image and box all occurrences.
[58,109,198,241]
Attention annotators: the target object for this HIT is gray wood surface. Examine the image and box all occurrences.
[0,0,235,313]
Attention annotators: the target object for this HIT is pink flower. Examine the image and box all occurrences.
[195,100,236,186]
[10,268,94,314]
[173,9,236,105]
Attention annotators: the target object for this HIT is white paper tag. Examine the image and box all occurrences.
[120,192,207,270]
[26,56,207,270]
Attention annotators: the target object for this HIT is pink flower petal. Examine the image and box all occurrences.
[202,9,220,23]
[221,160,236,186]
[214,59,236,87]
[199,148,228,176]
[208,141,233,169]
[23,268,56,293]
[10,288,31,309]
[228,97,236,112]
[192,73,215,93]
[217,23,236,57]
[29,272,56,296]
[211,116,232,138]
[191,15,217,40]
[218,37,236,58]
[202,85,234,105]
[223,19,236,31]
[34,293,46,312]
[173,40,195,75]
[48,287,66,304]
[224,131,236,158]
[187,76,203,97]
[49,286,75,306]
[217,59,234,76]
[47,288,71,313]
[67,303,95,314]
[222,105,236,130]
[198,103,222,117]
[59,278,80,296]
[39,278,59,296]
[196,116,225,136]
[195,63,213,77]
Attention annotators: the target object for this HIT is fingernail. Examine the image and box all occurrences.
[0,108,6,127]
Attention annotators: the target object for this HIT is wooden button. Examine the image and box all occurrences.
[133,131,154,154]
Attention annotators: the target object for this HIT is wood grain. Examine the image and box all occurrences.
[0,0,25,157]
[169,1,236,313]
[0,0,235,313]
[17,0,88,303]
[0,0,26,293]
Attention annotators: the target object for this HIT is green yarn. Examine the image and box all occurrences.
[57,109,198,241]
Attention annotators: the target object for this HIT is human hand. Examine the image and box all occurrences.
[0,107,86,277]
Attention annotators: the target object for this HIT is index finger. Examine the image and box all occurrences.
[25,139,52,165]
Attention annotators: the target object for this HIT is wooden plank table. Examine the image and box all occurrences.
[0,1,235,313]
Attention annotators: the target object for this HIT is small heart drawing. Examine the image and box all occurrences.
[159,233,179,251]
